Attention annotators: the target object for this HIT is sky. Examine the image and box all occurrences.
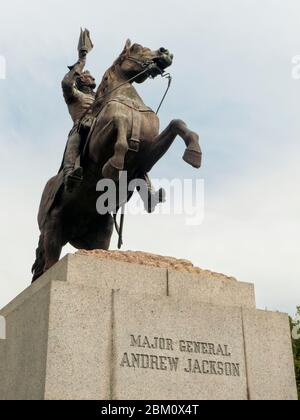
[0,0,299,315]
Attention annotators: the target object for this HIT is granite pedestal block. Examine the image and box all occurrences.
[0,254,297,400]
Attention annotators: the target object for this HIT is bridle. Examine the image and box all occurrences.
[112,57,173,248]
[93,57,173,116]
[125,56,157,70]
[88,56,173,248]
[125,56,173,114]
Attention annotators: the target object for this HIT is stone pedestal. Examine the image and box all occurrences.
[0,253,297,400]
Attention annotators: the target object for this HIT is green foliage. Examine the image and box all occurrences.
[291,307,300,399]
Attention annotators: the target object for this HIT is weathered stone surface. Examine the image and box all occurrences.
[0,282,51,400]
[0,253,297,400]
[112,292,248,400]
[168,270,255,309]
[40,253,249,308]
[77,250,237,281]
[44,282,112,400]
[242,309,298,400]
[66,253,167,297]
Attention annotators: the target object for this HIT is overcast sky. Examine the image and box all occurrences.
[0,0,299,315]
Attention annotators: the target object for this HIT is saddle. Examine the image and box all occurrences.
[92,95,155,154]
[113,95,154,153]
[43,117,94,219]
[45,97,154,217]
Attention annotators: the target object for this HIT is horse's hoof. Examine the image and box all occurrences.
[183,148,202,169]
[102,161,121,181]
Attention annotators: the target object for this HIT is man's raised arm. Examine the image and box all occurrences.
[62,52,87,103]
[62,29,93,104]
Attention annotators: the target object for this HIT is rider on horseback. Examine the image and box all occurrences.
[61,29,165,212]
[61,29,96,193]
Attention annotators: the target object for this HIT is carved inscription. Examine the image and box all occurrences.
[120,335,241,377]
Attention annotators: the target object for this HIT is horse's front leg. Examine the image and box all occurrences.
[102,115,129,181]
[144,119,202,172]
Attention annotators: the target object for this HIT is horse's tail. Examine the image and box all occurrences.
[31,234,45,283]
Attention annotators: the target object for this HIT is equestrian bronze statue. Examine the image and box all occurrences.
[32,30,202,282]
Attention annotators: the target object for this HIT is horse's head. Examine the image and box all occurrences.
[115,40,174,83]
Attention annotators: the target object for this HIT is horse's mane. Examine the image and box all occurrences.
[96,66,116,99]
[96,48,129,99]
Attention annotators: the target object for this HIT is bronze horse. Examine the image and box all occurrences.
[32,40,202,282]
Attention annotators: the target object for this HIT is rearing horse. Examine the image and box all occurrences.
[32,40,202,282]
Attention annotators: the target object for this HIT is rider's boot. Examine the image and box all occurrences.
[143,174,166,213]
[147,187,166,213]
[63,132,83,193]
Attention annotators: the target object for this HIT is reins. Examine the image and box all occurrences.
[93,62,156,116]
[155,72,172,114]
[87,58,173,249]
[115,64,173,249]
[93,59,172,118]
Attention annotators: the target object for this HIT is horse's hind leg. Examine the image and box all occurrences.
[32,233,46,282]
[143,119,202,172]
[42,207,64,274]
[32,210,63,283]
[70,214,114,251]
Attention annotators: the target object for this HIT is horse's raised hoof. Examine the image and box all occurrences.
[183,148,202,169]
[102,160,121,182]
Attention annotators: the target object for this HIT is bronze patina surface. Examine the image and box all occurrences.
[32,31,202,282]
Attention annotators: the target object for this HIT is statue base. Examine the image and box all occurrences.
[0,252,297,400]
